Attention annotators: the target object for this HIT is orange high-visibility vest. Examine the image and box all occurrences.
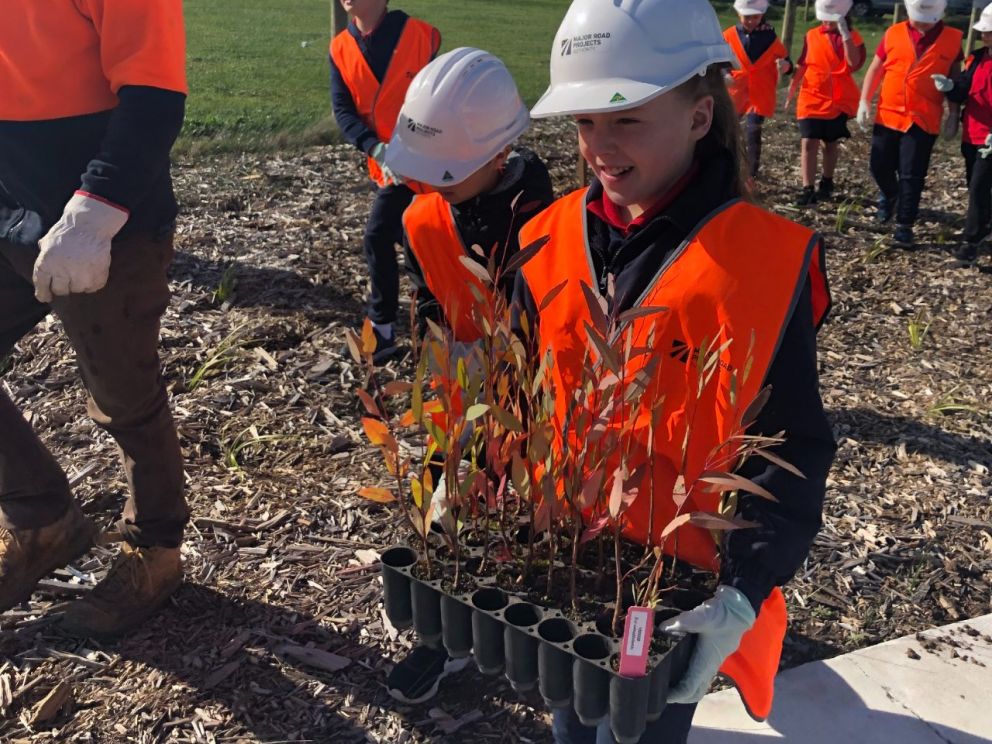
[403,193,493,342]
[797,27,864,120]
[330,17,438,193]
[0,0,187,121]
[724,27,789,118]
[519,190,830,721]
[877,21,962,135]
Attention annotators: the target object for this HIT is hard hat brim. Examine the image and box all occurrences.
[816,12,845,21]
[737,9,766,15]
[530,77,675,119]
[974,20,992,32]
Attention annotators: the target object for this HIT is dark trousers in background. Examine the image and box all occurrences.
[869,123,937,226]
[551,702,698,744]
[363,182,415,325]
[0,231,188,548]
[961,142,992,244]
[745,113,765,179]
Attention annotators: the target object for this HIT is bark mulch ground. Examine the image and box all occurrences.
[0,118,989,742]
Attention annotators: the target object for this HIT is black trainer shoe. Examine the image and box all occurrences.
[387,646,470,704]
[951,242,979,266]
[893,224,914,247]
[370,328,402,364]
[817,177,835,200]
[877,195,896,224]
[795,186,817,207]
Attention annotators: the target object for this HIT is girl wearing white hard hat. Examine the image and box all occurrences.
[723,0,794,180]
[517,0,835,741]
[932,3,992,266]
[858,0,963,247]
[785,0,866,206]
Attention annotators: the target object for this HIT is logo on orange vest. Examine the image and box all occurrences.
[669,339,735,372]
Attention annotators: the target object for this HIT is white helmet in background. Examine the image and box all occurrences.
[530,0,736,118]
[904,0,947,23]
[815,0,853,22]
[384,47,530,187]
[974,3,992,33]
[734,0,769,15]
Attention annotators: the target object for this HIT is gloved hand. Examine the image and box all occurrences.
[931,74,954,93]
[33,192,128,303]
[660,585,756,703]
[836,16,852,42]
[776,58,791,74]
[370,141,402,186]
[857,99,873,131]
[942,115,960,141]
[979,133,992,159]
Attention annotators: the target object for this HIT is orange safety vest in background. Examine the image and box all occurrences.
[402,193,493,342]
[877,21,963,135]
[0,0,187,121]
[330,18,438,193]
[724,27,789,118]
[519,191,830,721]
[797,27,864,120]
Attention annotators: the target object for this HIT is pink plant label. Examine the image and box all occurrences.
[619,606,654,677]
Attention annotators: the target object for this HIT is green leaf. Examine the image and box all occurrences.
[465,403,490,421]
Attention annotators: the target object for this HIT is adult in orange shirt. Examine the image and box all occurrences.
[329,0,440,361]
[724,0,793,179]
[0,0,189,637]
[786,0,866,205]
[858,0,962,246]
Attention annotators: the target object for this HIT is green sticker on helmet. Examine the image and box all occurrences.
[610,92,627,103]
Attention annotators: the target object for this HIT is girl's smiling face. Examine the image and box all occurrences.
[739,13,763,31]
[574,88,714,222]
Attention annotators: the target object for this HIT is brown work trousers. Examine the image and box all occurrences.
[0,229,188,548]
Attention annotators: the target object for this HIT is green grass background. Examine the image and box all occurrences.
[181,0,976,152]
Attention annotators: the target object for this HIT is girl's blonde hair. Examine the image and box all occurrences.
[677,66,750,200]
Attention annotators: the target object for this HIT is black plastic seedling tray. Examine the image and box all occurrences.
[381,544,697,744]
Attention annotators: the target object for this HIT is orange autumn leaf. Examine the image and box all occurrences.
[357,486,396,503]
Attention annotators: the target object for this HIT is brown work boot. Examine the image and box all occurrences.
[61,543,182,639]
[0,503,97,613]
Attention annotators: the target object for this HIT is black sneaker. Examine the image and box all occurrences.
[817,177,835,200]
[877,195,896,224]
[893,224,914,247]
[951,242,979,266]
[795,186,818,207]
[387,646,470,704]
[370,328,402,364]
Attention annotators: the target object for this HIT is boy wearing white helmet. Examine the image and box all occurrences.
[785,0,866,205]
[723,0,794,180]
[933,3,992,265]
[858,0,963,247]
[518,0,835,741]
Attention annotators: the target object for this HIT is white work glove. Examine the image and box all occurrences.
[836,16,852,42]
[942,115,960,141]
[856,99,873,131]
[370,142,402,186]
[33,192,128,303]
[979,133,992,159]
[660,585,757,704]
[776,58,790,74]
[931,74,955,93]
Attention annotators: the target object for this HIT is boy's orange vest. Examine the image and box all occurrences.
[724,27,789,118]
[403,193,493,342]
[797,27,864,120]
[519,190,830,721]
[330,17,438,193]
[877,21,962,135]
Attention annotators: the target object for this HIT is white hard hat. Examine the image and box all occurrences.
[734,0,769,15]
[904,0,947,23]
[530,0,736,119]
[384,47,530,187]
[974,4,992,33]
[815,0,853,21]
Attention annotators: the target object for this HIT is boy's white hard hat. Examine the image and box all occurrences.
[815,0,853,22]
[530,0,736,119]
[384,47,530,187]
[734,0,769,16]
[904,0,947,23]
[974,4,992,33]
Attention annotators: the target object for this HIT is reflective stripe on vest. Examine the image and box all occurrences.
[877,22,963,135]
[797,28,864,120]
[330,18,437,192]
[402,193,492,342]
[519,190,830,720]
[724,28,788,118]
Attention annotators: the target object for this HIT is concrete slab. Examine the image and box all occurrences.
[691,614,992,743]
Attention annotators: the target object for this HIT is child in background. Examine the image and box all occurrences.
[934,3,992,266]
[519,0,835,740]
[787,0,866,206]
[724,0,793,180]
[380,47,553,704]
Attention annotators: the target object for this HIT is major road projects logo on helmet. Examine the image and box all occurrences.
[560,31,612,56]
[401,115,442,139]
[905,0,947,24]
